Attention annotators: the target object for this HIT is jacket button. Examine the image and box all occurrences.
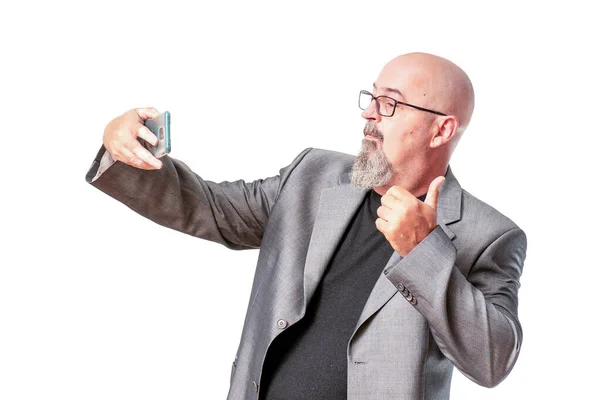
[252,381,259,392]
[410,297,418,305]
[276,319,288,329]
[396,283,405,292]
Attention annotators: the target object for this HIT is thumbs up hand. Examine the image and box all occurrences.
[375,176,445,257]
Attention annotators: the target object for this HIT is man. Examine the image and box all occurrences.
[86,52,526,399]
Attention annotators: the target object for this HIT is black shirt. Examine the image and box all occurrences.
[259,190,397,399]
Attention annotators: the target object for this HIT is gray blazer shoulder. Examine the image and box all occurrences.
[462,188,524,235]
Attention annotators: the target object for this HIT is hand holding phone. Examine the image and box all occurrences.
[103,107,163,170]
[143,111,171,158]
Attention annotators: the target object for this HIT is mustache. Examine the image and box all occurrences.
[363,123,383,140]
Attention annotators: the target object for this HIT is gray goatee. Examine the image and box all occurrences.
[350,123,394,189]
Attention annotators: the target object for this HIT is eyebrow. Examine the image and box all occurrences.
[373,83,406,100]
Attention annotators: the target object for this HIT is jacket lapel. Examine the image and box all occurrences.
[353,252,405,331]
[353,166,463,331]
[435,166,462,240]
[302,185,368,312]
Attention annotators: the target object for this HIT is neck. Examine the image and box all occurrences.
[373,162,449,197]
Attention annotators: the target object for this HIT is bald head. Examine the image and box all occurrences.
[381,52,475,135]
[358,52,476,194]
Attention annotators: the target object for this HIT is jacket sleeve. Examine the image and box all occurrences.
[384,225,527,388]
[85,145,311,250]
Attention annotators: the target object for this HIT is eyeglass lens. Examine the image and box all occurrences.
[359,91,395,117]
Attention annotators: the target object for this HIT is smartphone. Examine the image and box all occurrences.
[143,111,171,158]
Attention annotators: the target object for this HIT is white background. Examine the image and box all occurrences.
[1,0,599,399]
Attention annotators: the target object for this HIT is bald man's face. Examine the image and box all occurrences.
[357,61,441,184]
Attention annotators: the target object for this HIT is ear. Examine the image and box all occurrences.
[430,116,459,148]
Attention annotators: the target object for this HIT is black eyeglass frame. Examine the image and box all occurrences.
[359,90,447,117]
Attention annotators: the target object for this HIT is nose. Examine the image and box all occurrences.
[361,99,381,122]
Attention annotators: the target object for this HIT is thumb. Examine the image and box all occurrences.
[424,176,446,210]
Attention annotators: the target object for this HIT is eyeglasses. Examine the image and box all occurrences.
[358,90,447,117]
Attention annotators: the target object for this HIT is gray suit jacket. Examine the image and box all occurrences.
[86,146,526,400]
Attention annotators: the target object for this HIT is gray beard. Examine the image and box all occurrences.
[350,139,394,189]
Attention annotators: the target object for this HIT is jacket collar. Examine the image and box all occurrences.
[436,166,462,240]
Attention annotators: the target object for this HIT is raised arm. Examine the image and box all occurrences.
[85,108,285,250]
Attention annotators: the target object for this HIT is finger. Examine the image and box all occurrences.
[135,107,160,121]
[123,140,162,169]
[130,142,163,169]
[380,194,403,210]
[424,176,446,210]
[136,125,158,146]
[385,185,411,201]
[118,146,158,170]
[376,205,391,221]
[375,217,388,234]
